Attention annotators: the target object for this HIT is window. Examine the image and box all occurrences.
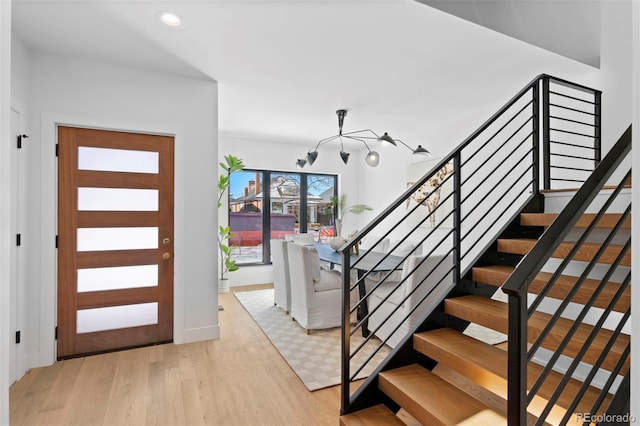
[228,170,337,265]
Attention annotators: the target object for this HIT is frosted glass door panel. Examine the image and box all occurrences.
[78,265,158,292]
[78,147,159,173]
[77,227,158,251]
[78,188,158,211]
[77,302,158,334]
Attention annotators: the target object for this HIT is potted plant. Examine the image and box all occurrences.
[329,194,372,251]
[218,154,244,293]
[330,194,372,236]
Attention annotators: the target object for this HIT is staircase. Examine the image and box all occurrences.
[336,75,630,425]
[341,206,630,425]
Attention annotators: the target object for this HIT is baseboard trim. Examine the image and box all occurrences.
[180,324,220,344]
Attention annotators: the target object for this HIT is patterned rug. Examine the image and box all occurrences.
[235,288,390,391]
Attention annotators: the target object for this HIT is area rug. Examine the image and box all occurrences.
[235,288,390,391]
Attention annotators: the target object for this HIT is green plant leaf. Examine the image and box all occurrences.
[218,154,244,278]
[349,204,373,214]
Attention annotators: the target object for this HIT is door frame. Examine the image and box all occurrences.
[56,126,175,358]
[38,113,185,364]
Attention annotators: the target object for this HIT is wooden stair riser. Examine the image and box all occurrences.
[444,296,629,372]
[496,239,630,266]
[471,265,630,313]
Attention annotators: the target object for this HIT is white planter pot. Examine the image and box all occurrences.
[218,278,230,294]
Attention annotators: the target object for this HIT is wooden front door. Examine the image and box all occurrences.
[57,126,174,358]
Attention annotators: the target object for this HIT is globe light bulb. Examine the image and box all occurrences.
[365,151,380,167]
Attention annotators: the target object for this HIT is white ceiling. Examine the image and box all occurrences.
[12,0,598,155]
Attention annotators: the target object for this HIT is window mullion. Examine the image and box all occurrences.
[263,171,271,264]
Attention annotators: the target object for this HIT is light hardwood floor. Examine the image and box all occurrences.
[9,285,342,425]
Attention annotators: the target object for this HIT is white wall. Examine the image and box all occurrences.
[10,33,32,382]
[1,1,13,423]
[218,135,361,286]
[600,1,633,152]
[23,52,220,368]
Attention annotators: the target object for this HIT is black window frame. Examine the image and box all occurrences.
[228,168,338,266]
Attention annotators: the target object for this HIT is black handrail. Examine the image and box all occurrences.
[338,74,604,416]
[502,125,631,425]
[502,126,630,296]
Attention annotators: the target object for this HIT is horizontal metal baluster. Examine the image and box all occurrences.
[549,102,597,116]
[587,342,631,418]
[549,140,596,150]
[460,149,534,224]
[352,247,455,343]
[347,208,454,311]
[527,239,631,402]
[349,263,455,381]
[550,128,596,138]
[538,302,630,425]
[549,115,596,127]
[460,132,533,201]
[460,177,534,263]
[560,307,631,426]
[549,177,590,184]
[460,103,533,167]
[349,233,454,339]
[527,174,630,314]
[548,88,596,101]
[549,152,597,161]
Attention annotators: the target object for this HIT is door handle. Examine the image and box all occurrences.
[162,238,171,246]
[162,252,171,260]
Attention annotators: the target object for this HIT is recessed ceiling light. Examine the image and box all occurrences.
[159,12,184,28]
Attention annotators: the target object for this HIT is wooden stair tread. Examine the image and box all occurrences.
[379,364,506,426]
[496,238,630,266]
[413,328,611,422]
[444,295,629,372]
[471,265,630,313]
[520,213,630,229]
[539,183,631,194]
[339,404,405,426]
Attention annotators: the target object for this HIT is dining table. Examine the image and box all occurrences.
[314,243,404,337]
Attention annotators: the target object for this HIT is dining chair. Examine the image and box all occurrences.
[271,239,291,314]
[287,243,349,334]
[367,253,454,348]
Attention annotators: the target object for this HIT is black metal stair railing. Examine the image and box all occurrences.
[338,74,603,415]
[502,125,631,425]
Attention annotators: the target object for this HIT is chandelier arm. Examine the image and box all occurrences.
[394,138,416,152]
[316,134,340,147]
[343,135,372,151]
[341,129,380,139]
[308,135,339,154]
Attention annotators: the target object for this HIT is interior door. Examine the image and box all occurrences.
[57,126,174,358]
[9,108,20,381]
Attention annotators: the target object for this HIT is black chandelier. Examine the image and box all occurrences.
[296,109,430,169]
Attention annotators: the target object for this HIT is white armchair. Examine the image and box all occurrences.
[287,243,347,333]
[271,239,291,314]
[367,253,454,348]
